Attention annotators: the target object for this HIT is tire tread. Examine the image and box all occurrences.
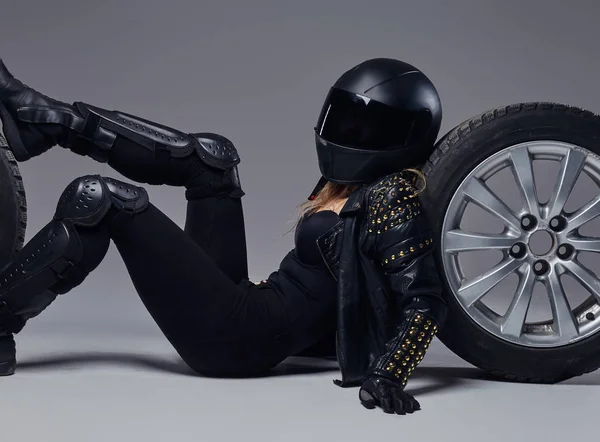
[0,137,27,254]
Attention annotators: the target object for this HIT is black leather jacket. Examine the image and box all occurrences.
[316,172,448,387]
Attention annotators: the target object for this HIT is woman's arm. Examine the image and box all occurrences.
[359,174,448,414]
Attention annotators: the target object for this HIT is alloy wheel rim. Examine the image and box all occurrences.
[441,140,600,347]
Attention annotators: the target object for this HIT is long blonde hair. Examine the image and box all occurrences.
[294,167,427,225]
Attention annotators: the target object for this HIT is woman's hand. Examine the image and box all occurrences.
[359,375,421,415]
[254,280,268,285]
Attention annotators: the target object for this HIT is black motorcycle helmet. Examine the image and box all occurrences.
[308,58,442,200]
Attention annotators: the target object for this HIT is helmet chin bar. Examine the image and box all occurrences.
[307,134,425,200]
[315,133,424,184]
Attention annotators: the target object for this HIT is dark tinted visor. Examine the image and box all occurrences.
[315,88,432,150]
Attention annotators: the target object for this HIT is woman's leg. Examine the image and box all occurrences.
[0,175,289,376]
[90,135,249,283]
[0,60,248,282]
[110,199,287,375]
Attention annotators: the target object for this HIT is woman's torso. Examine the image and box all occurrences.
[287,208,343,357]
[294,209,341,268]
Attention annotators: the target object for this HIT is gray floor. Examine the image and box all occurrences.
[2,323,597,442]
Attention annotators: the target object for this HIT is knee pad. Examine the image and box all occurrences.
[191,133,240,170]
[54,175,113,226]
[48,174,148,285]
[54,174,150,226]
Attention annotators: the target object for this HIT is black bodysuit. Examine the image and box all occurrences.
[269,210,340,358]
[0,64,356,378]
[295,210,340,267]
[34,135,343,376]
[0,100,342,378]
[293,210,341,357]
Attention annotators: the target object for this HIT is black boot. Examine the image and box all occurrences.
[0,60,243,197]
[0,60,80,161]
[0,328,16,376]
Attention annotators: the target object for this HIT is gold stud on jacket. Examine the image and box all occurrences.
[373,311,439,387]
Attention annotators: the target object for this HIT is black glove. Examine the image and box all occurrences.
[359,374,421,414]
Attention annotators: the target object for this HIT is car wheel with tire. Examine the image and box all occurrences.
[422,102,600,383]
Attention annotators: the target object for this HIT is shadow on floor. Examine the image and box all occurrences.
[413,365,600,387]
[16,353,342,378]
[15,353,468,395]
[17,352,197,376]
[15,352,600,387]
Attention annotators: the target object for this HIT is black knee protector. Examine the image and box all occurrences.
[0,175,149,335]
[190,132,240,170]
[54,174,149,223]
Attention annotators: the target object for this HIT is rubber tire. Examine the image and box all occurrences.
[0,124,26,266]
[421,102,600,383]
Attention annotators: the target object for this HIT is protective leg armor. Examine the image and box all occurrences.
[0,60,242,194]
[0,175,149,375]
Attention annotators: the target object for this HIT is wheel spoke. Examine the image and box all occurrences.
[457,258,522,307]
[567,195,600,230]
[544,268,579,339]
[444,229,518,253]
[545,149,586,219]
[561,259,600,303]
[568,236,600,253]
[501,265,536,337]
[509,146,540,217]
[462,178,521,232]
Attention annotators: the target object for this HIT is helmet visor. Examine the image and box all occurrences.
[315,88,432,150]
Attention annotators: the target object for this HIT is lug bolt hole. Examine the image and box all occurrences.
[557,244,574,260]
[533,260,550,276]
[510,242,527,259]
[521,215,537,231]
[587,312,596,321]
[549,216,567,232]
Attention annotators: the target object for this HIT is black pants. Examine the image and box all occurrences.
[18,137,335,376]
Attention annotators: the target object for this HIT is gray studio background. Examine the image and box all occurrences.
[0,1,599,441]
